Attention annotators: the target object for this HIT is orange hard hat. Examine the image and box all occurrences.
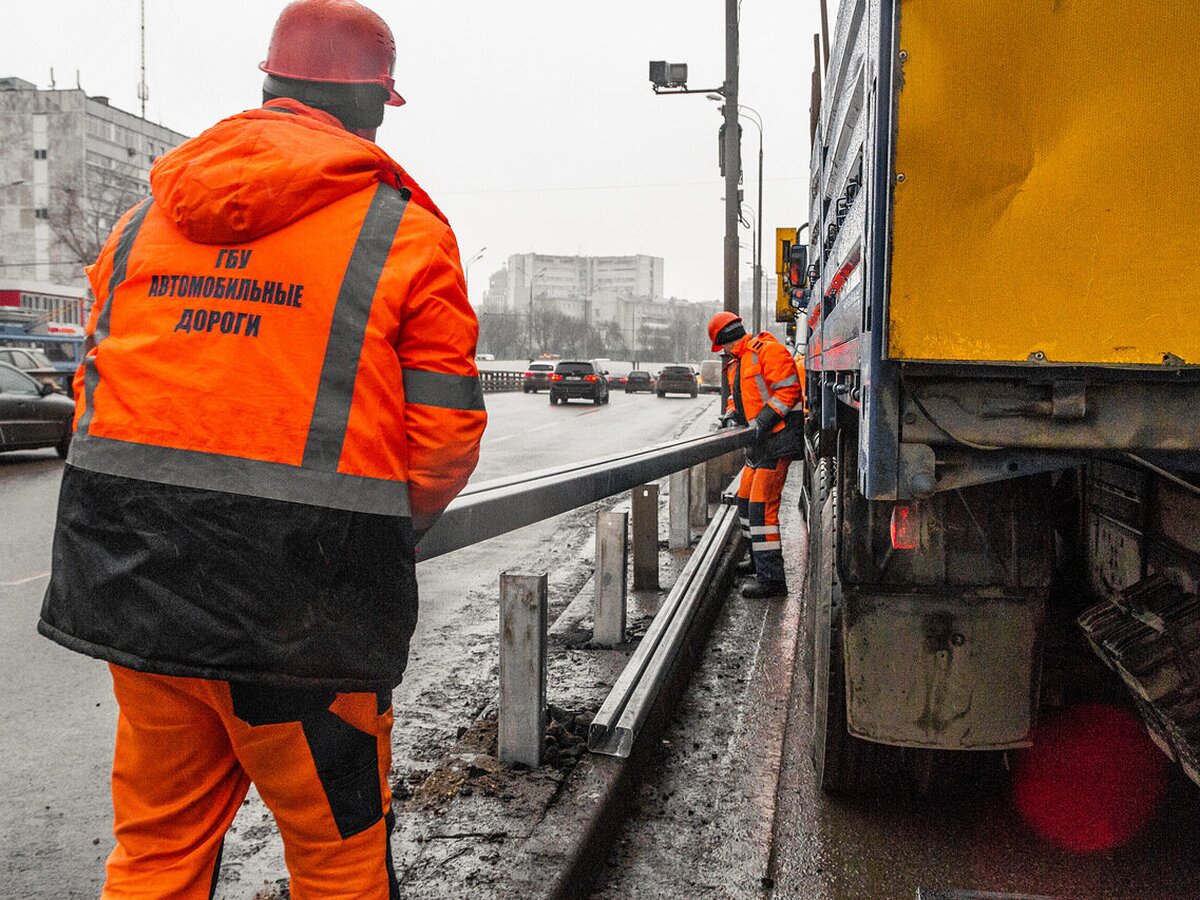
[260,0,406,107]
[707,311,744,351]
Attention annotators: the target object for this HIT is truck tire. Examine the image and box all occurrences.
[808,455,898,795]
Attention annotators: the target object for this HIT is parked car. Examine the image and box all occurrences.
[0,362,75,457]
[0,346,68,393]
[549,359,610,405]
[656,364,699,398]
[523,361,556,393]
[624,370,655,394]
[697,359,722,394]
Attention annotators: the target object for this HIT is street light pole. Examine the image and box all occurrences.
[526,266,545,360]
[721,0,740,412]
[738,106,764,334]
[463,246,487,303]
[722,0,740,324]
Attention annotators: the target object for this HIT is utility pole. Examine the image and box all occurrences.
[137,0,149,118]
[723,0,740,321]
[721,0,741,410]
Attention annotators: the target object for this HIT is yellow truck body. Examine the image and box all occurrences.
[888,0,1200,366]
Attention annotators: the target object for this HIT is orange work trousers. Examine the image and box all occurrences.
[104,664,398,900]
[736,457,791,585]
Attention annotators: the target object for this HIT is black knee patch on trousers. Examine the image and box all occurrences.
[301,711,383,839]
[230,682,383,840]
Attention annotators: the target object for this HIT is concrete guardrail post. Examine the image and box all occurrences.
[669,469,690,549]
[499,571,547,768]
[593,511,628,646]
[631,484,659,589]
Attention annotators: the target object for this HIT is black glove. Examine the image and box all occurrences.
[748,418,766,443]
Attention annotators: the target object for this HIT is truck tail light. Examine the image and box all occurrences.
[890,503,921,550]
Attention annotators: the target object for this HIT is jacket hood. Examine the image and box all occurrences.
[730,331,781,358]
[150,99,447,244]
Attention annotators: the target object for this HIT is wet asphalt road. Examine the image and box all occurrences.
[0,387,717,897]
[592,477,1200,900]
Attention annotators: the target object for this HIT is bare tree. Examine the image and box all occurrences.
[477,311,526,359]
[48,165,147,268]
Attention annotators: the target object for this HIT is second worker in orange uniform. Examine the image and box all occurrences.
[709,312,805,600]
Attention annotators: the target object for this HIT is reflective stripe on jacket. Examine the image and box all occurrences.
[39,100,485,690]
[723,332,803,433]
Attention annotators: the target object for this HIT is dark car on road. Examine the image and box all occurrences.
[0,362,75,457]
[624,370,654,394]
[0,346,68,393]
[549,359,610,405]
[656,364,698,398]
[523,361,556,393]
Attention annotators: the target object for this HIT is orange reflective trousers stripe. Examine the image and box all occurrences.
[105,665,397,900]
[737,459,790,584]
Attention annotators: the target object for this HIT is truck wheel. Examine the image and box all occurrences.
[811,477,861,793]
[809,464,894,795]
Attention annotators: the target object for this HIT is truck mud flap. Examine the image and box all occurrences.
[1078,575,1200,787]
[842,589,1043,750]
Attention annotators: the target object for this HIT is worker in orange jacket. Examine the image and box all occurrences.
[709,312,804,599]
[37,2,485,897]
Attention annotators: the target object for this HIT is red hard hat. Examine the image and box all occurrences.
[260,0,406,107]
[707,311,743,351]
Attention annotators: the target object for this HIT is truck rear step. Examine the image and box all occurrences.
[1079,575,1200,786]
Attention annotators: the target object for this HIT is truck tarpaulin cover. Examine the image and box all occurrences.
[888,0,1200,367]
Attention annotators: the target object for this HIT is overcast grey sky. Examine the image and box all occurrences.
[3,1,824,304]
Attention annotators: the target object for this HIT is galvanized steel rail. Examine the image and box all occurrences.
[587,496,740,757]
[417,427,752,561]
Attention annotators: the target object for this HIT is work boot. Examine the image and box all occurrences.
[741,580,787,600]
[734,558,756,576]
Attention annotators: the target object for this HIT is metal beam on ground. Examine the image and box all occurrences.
[590,482,740,758]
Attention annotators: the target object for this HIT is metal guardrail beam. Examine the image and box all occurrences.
[588,492,740,757]
[416,427,752,561]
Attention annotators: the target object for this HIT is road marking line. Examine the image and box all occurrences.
[0,572,50,587]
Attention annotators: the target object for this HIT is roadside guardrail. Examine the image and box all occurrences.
[479,370,526,392]
[416,426,753,766]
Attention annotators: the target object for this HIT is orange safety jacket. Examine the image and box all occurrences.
[39,100,486,691]
[723,332,804,433]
